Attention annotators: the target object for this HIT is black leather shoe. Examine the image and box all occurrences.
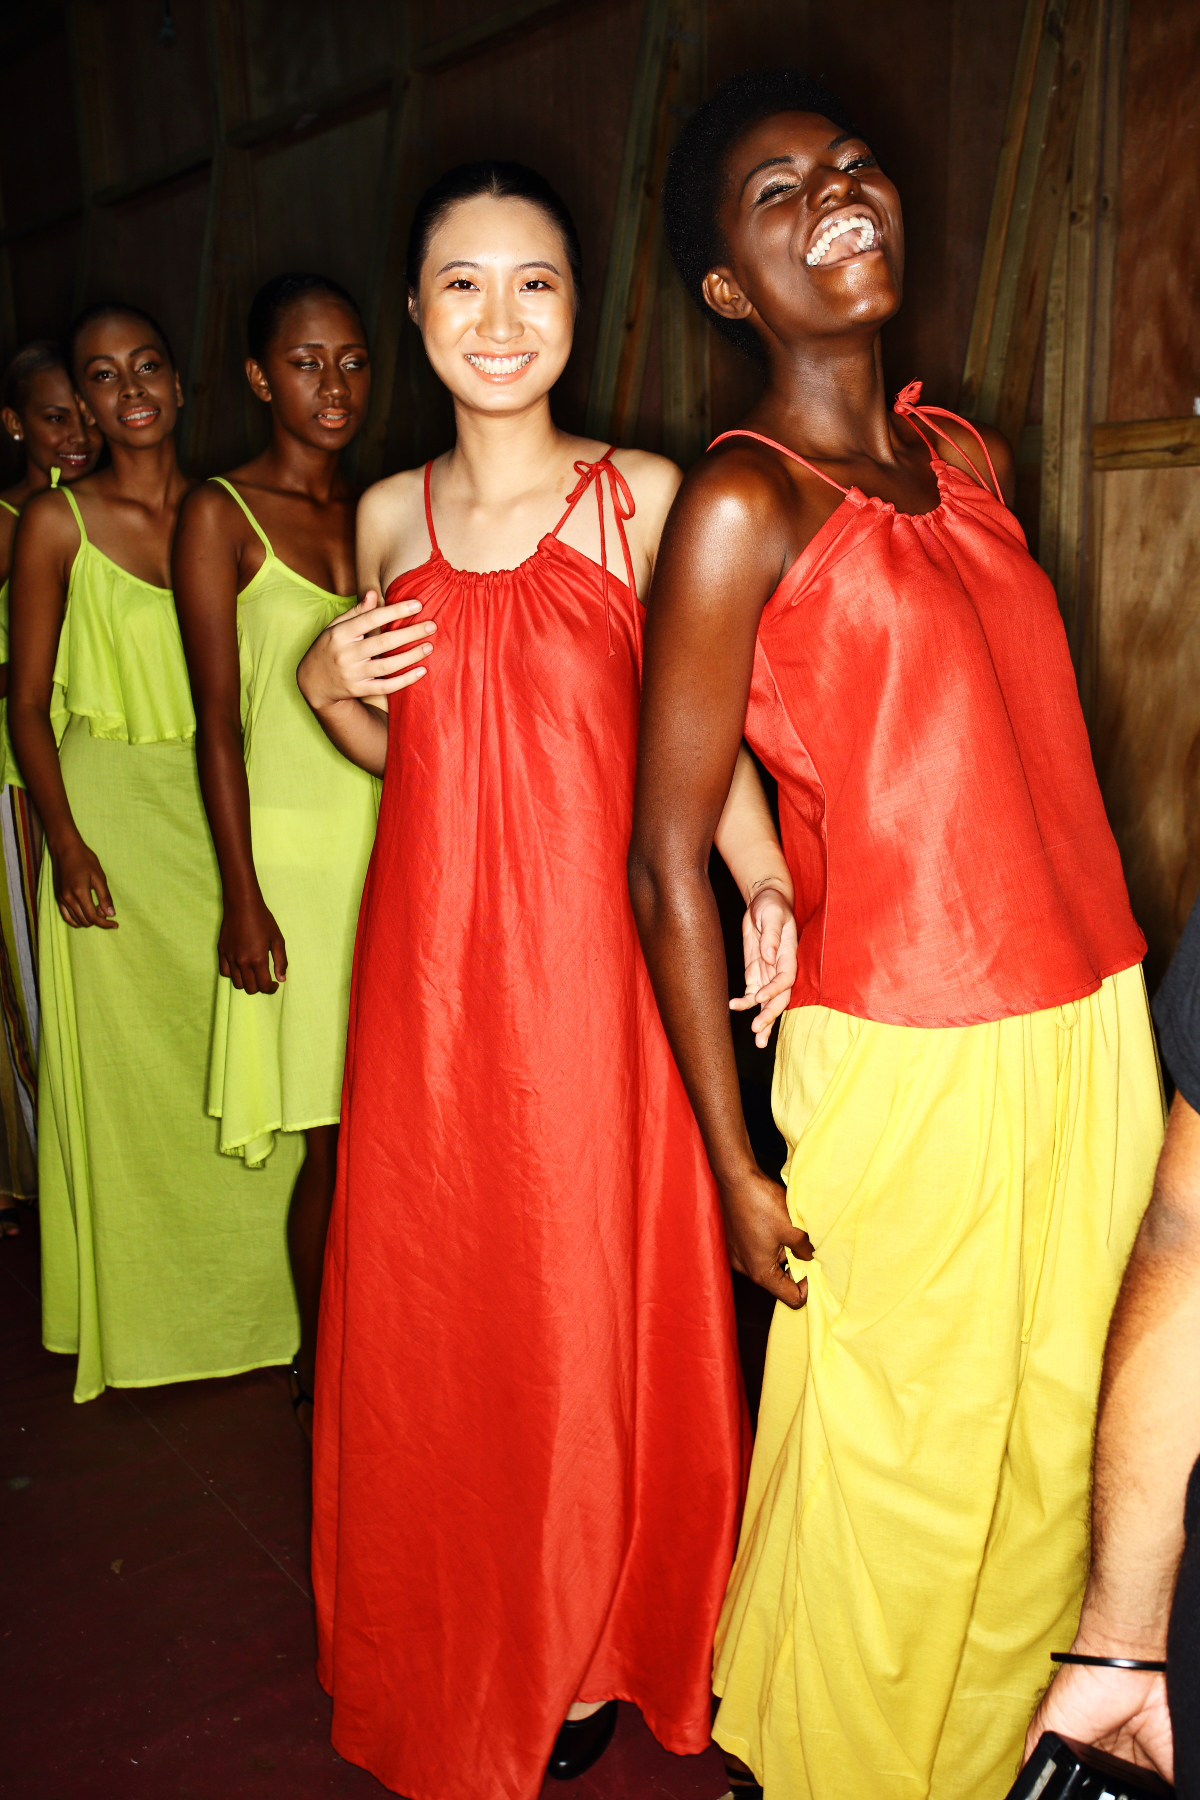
[546,1699,618,1781]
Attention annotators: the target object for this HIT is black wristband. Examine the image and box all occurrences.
[1051,1652,1168,1672]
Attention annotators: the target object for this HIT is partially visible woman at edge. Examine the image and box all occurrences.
[296,160,801,1800]
[628,70,1162,1800]
[172,273,381,1440]
[0,341,101,1234]
[8,303,300,1403]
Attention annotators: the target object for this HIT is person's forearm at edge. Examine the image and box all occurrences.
[1077,1093,1200,1655]
[630,782,757,1187]
[712,744,794,910]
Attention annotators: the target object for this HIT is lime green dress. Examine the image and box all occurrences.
[205,479,378,1167]
[0,499,39,1201]
[38,485,303,1403]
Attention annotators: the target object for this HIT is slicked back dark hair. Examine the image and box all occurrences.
[405,160,583,308]
[662,68,860,362]
[2,339,68,415]
[246,272,364,362]
[67,301,175,374]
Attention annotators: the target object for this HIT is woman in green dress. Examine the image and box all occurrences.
[0,342,101,1233]
[9,303,301,1402]
[172,275,383,1436]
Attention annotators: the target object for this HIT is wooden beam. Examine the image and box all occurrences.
[93,148,213,210]
[960,0,1048,417]
[1040,0,1111,653]
[659,0,708,468]
[182,0,258,474]
[0,204,84,250]
[585,0,674,443]
[412,0,594,74]
[225,73,393,153]
[1092,417,1200,471]
[961,0,1101,448]
[65,0,107,312]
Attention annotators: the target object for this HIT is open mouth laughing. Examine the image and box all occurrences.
[806,213,878,268]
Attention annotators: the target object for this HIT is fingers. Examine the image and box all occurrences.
[785,1227,814,1262]
[271,932,287,983]
[759,1262,808,1310]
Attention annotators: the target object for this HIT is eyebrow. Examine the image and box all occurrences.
[431,258,563,276]
[286,340,369,350]
[738,134,864,197]
[83,343,159,368]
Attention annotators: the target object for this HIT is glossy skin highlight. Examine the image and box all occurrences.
[628,111,1016,1314]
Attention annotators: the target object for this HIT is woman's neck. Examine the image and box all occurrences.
[104,435,182,510]
[753,335,898,461]
[444,394,570,503]
[253,426,344,502]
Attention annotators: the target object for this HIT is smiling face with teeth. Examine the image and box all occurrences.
[73,310,183,453]
[410,192,577,417]
[701,110,904,362]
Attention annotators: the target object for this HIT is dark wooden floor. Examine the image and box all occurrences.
[1,1214,741,1799]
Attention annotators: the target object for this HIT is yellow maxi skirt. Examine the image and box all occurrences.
[713,964,1164,1800]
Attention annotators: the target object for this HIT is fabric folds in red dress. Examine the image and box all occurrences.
[312,458,749,1800]
[722,385,1145,1028]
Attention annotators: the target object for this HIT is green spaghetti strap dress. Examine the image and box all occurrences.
[0,497,39,1203]
[205,479,377,1167]
[37,485,303,1403]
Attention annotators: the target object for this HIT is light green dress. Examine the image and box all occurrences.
[205,479,378,1167]
[38,485,303,1403]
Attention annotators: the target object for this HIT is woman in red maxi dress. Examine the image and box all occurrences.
[298,163,804,1800]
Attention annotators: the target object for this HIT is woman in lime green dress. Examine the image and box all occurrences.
[172,275,380,1435]
[9,303,301,1403]
[0,342,101,1232]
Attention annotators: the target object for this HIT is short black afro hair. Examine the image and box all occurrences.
[662,68,859,362]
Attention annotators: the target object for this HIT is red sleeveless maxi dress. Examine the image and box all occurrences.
[312,453,749,1800]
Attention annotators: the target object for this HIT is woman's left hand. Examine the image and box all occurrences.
[731,883,797,1048]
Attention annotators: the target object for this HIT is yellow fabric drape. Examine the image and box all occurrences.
[713,963,1164,1800]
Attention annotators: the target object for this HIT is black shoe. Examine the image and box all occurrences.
[546,1699,618,1781]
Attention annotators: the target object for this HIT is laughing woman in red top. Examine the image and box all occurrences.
[629,71,1164,1800]
[296,161,801,1800]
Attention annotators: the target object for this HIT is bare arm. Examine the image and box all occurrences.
[1026,1093,1200,1781]
[713,745,796,1048]
[629,450,825,1307]
[9,489,116,928]
[297,484,437,777]
[173,483,286,995]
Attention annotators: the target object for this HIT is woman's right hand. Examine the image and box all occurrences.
[297,589,436,711]
[219,890,287,995]
[52,835,117,929]
[719,1165,813,1309]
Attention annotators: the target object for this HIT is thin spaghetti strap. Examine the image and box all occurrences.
[550,445,616,536]
[893,381,1004,504]
[210,476,274,556]
[0,499,18,518]
[423,460,439,557]
[57,482,88,545]
[707,429,851,495]
[553,449,637,653]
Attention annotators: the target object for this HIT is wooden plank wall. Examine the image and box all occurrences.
[0,0,1026,475]
[1090,0,1200,986]
[0,0,1192,976]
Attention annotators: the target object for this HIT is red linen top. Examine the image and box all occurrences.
[724,383,1144,1028]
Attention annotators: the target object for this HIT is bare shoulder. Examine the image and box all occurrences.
[929,414,1015,505]
[671,436,801,535]
[358,465,425,530]
[177,477,243,530]
[358,465,429,584]
[609,445,683,511]
[19,483,83,552]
